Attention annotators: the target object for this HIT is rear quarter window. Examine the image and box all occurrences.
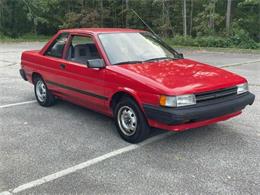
[45,33,69,58]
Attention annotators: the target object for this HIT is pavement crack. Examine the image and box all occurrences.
[0,58,21,68]
[0,51,19,54]
[0,59,13,63]
[0,59,18,64]
[0,62,19,68]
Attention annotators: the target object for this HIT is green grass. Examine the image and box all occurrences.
[0,34,51,43]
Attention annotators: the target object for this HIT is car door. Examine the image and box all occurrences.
[40,32,73,96]
[57,34,107,113]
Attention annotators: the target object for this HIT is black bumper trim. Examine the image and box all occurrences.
[143,92,255,125]
[19,69,27,81]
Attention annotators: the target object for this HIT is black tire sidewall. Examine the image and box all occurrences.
[114,97,150,143]
[34,77,54,107]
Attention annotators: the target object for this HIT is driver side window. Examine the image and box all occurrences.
[45,33,68,58]
[67,35,101,64]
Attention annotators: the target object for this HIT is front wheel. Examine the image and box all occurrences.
[34,76,55,107]
[114,97,150,143]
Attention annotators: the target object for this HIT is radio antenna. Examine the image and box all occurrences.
[130,9,183,58]
[130,9,158,37]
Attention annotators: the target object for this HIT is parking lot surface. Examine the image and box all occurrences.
[0,42,260,194]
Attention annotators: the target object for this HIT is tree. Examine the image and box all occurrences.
[0,0,32,37]
[125,0,129,27]
[0,0,259,43]
[226,0,232,33]
[194,0,224,36]
[234,0,260,41]
[209,0,216,32]
[100,0,104,26]
[189,0,194,35]
[183,0,187,36]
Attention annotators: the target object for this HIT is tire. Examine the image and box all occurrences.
[34,76,55,107]
[114,97,150,143]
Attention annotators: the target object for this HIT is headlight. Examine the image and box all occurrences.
[237,83,248,94]
[160,94,196,107]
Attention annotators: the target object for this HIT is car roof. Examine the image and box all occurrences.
[59,28,146,34]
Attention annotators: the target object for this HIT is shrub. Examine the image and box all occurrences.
[168,34,259,49]
[229,29,258,49]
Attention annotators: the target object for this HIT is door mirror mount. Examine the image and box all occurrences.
[177,53,184,59]
[86,59,105,69]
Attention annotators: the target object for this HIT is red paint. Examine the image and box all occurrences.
[21,28,248,131]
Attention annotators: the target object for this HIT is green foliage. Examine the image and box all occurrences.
[0,0,33,37]
[168,35,228,48]
[0,0,259,47]
[235,0,260,41]
[229,25,258,49]
[61,10,100,28]
[194,0,224,36]
[169,34,258,49]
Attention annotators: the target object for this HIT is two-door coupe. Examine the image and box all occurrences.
[20,28,255,143]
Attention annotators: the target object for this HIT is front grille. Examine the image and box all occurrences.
[196,86,237,102]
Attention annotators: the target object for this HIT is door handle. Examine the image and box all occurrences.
[60,64,66,69]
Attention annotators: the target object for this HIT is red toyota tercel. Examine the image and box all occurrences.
[20,28,255,143]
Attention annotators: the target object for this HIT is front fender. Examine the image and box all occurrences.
[108,87,143,110]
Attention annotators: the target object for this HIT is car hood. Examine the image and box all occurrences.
[113,59,246,95]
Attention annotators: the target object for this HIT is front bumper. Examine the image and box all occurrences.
[143,92,255,125]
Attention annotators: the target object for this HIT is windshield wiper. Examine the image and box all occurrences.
[113,61,143,65]
[144,57,175,62]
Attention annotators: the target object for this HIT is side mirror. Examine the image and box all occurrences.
[86,59,105,69]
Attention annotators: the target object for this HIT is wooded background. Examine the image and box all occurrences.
[0,0,259,48]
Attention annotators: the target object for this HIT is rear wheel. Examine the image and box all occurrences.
[114,97,150,143]
[34,76,55,107]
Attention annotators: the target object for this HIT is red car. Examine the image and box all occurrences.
[20,28,255,143]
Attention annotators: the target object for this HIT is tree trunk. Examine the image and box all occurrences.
[209,0,215,32]
[189,0,193,35]
[162,0,165,36]
[183,0,187,36]
[162,0,165,23]
[100,0,103,27]
[0,0,3,32]
[22,0,36,34]
[226,0,232,33]
[125,0,129,27]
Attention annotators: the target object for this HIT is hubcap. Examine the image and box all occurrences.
[117,106,137,136]
[36,80,47,102]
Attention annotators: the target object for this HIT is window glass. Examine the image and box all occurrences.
[45,33,69,58]
[67,35,101,64]
[98,32,175,65]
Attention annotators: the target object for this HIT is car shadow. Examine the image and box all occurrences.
[53,99,244,148]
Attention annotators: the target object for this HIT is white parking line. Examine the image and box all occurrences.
[0,100,36,108]
[0,132,173,195]
[0,58,258,194]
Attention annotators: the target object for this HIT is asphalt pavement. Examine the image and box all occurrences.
[0,42,259,194]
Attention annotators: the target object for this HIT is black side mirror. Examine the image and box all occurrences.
[86,59,105,69]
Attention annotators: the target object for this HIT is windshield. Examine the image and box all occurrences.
[98,32,177,65]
